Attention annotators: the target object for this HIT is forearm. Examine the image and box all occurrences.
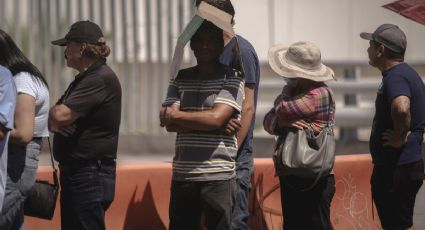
[236,104,254,147]
[392,103,410,139]
[172,110,228,131]
[165,124,193,133]
[9,128,33,145]
[49,104,79,131]
[274,91,315,119]
[236,84,255,146]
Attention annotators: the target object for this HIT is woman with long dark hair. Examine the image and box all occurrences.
[0,29,50,229]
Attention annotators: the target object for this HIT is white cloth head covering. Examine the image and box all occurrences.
[170,2,235,79]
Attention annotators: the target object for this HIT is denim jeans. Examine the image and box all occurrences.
[169,179,236,230]
[0,139,41,230]
[59,160,116,230]
[232,148,253,230]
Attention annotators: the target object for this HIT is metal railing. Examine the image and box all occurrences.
[0,0,194,134]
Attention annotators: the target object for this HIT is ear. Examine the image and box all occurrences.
[376,44,385,57]
[79,43,87,55]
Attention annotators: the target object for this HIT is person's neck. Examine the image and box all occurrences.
[377,60,402,72]
[77,58,99,73]
[197,61,222,79]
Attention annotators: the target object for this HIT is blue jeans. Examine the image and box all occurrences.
[232,147,253,230]
[0,139,42,230]
[59,159,116,230]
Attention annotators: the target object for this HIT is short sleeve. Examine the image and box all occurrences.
[214,71,244,113]
[385,74,411,102]
[162,79,180,107]
[0,67,16,130]
[240,47,259,85]
[63,76,106,117]
[14,72,37,98]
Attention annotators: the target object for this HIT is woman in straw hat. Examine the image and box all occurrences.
[263,41,336,230]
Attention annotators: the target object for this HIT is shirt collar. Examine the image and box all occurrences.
[75,58,107,80]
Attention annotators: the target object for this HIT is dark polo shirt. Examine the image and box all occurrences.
[53,59,122,163]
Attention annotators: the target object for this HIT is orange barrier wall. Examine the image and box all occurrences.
[25,154,381,230]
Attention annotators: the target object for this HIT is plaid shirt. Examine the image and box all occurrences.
[263,85,335,134]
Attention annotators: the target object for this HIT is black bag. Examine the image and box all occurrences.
[24,138,59,220]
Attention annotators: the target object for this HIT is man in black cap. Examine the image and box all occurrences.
[49,20,121,230]
[361,24,425,230]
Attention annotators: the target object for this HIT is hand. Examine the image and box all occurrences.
[224,118,241,135]
[160,106,176,127]
[53,124,77,137]
[382,129,409,148]
[277,119,310,130]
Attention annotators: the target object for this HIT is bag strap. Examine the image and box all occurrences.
[47,137,59,186]
[325,88,334,128]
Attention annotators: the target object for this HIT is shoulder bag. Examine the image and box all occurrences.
[275,89,335,190]
[24,138,59,220]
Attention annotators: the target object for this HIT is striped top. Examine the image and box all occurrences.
[163,65,244,181]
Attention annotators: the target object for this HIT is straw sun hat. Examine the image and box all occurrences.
[268,41,335,82]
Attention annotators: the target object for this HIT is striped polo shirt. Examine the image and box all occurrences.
[163,65,244,181]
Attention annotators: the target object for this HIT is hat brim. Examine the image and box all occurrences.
[268,44,335,82]
[360,32,373,40]
[51,38,67,46]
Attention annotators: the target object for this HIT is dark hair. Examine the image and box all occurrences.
[371,40,404,62]
[195,0,235,24]
[83,38,111,59]
[0,29,48,87]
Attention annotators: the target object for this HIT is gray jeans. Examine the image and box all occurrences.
[0,139,42,230]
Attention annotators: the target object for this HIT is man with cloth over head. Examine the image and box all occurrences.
[195,1,261,228]
[160,4,244,228]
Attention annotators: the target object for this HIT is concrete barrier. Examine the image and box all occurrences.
[25,154,381,229]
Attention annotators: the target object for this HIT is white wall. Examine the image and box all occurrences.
[232,0,425,63]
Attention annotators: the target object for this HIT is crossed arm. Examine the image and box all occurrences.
[160,103,235,132]
[48,104,80,136]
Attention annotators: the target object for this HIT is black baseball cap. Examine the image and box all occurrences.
[52,20,103,46]
[360,24,407,53]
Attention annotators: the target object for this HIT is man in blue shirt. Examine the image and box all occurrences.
[195,1,260,229]
[361,24,425,230]
[0,65,17,212]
